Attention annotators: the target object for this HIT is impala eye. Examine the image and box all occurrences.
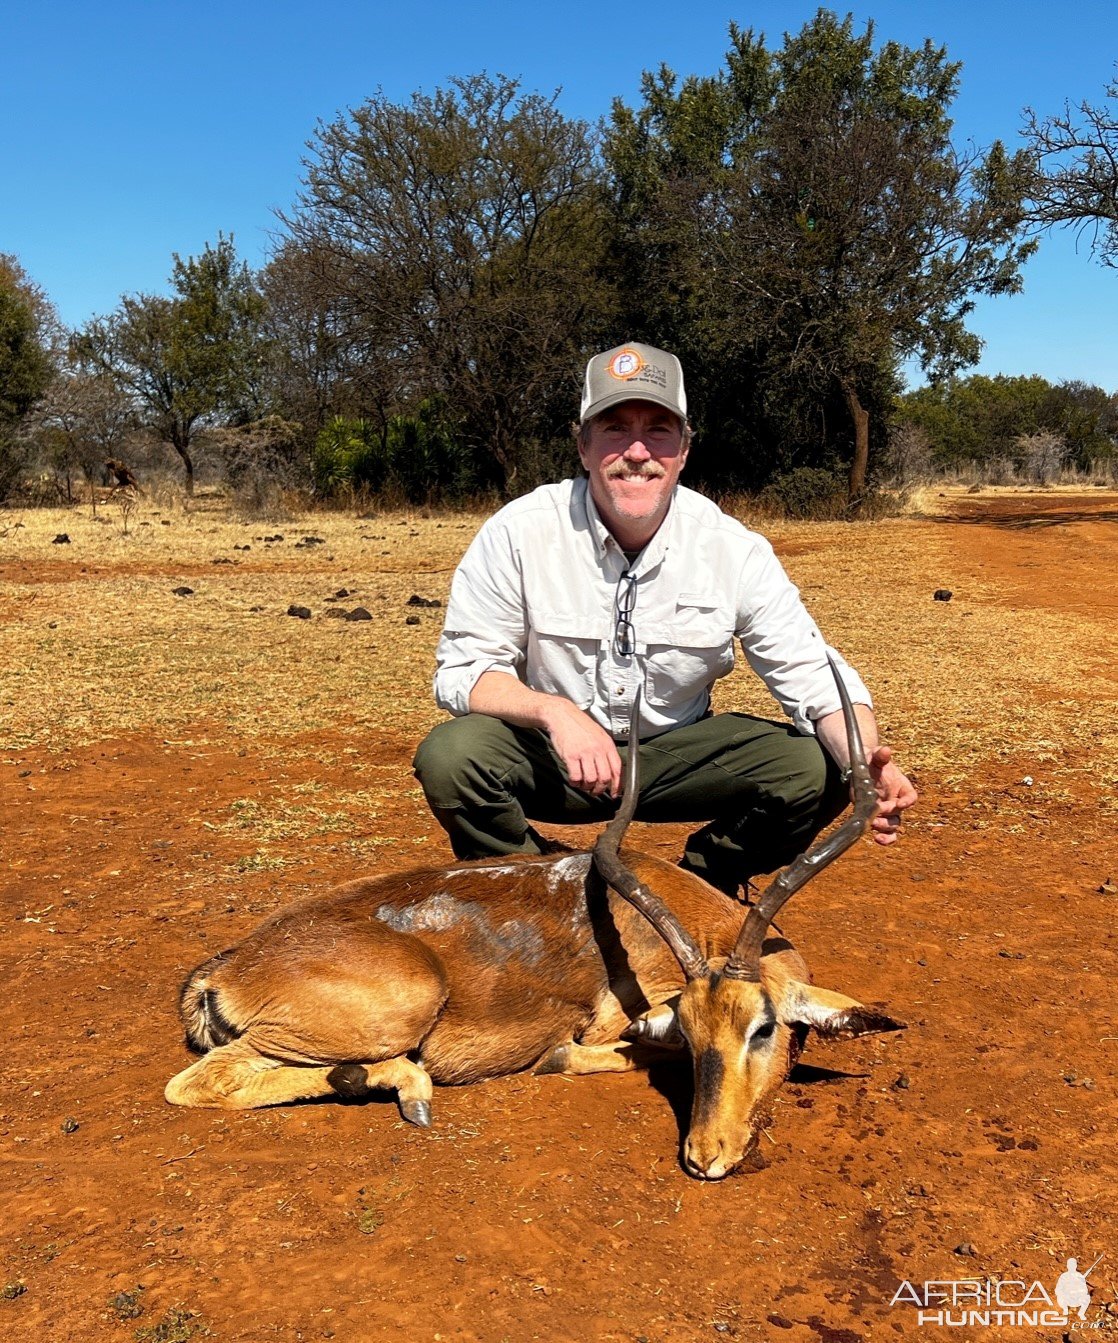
[750,1022,776,1046]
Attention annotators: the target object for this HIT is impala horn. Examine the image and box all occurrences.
[722,653,878,982]
[592,692,712,982]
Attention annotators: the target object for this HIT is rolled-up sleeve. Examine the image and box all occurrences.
[735,536,872,734]
[433,520,528,716]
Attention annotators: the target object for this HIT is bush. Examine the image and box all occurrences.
[1015,430,1065,485]
[313,400,474,504]
[758,466,849,519]
[312,417,387,498]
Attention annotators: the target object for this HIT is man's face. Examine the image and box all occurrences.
[578,400,689,547]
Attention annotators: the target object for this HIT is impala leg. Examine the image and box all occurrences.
[165,1041,434,1124]
[535,1039,681,1076]
[326,1057,434,1126]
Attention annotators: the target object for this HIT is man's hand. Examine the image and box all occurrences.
[542,698,623,798]
[866,744,917,846]
[815,704,917,847]
[468,672,623,799]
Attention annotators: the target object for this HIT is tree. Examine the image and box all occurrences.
[0,255,59,500]
[75,236,267,493]
[606,11,1037,503]
[899,373,1117,475]
[283,74,613,493]
[33,364,137,509]
[1025,72,1118,267]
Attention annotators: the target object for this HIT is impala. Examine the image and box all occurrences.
[166,659,903,1178]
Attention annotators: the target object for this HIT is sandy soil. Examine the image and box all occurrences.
[1,489,1115,1342]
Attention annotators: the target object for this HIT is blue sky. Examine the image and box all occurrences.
[3,1,1115,391]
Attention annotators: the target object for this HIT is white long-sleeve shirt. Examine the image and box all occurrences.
[433,477,871,741]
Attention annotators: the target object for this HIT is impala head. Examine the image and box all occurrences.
[597,657,904,1180]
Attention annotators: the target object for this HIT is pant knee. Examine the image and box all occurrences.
[413,718,474,805]
[765,739,831,813]
[413,715,523,809]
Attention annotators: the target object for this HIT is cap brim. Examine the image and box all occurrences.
[580,388,685,425]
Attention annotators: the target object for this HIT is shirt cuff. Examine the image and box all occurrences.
[434,661,520,717]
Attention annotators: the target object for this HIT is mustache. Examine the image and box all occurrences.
[605,461,666,481]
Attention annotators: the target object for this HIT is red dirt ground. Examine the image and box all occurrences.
[2,492,1115,1342]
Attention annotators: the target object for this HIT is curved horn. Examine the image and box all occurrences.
[723,654,877,982]
[592,691,711,982]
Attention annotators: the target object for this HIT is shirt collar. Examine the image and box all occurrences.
[578,476,677,575]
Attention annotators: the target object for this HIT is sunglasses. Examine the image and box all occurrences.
[614,571,638,657]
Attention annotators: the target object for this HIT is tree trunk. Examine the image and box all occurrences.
[171,435,195,494]
[842,381,870,505]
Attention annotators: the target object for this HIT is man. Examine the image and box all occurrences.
[413,342,916,895]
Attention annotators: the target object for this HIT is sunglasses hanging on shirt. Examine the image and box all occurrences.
[614,570,638,657]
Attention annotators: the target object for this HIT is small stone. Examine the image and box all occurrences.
[892,1074,910,1090]
[345,607,373,622]
[61,1116,79,1133]
[954,1242,977,1257]
[405,615,421,625]
[52,533,71,544]
[767,1315,795,1330]
[334,588,351,598]
[933,589,952,601]
[172,586,194,597]
[287,605,312,619]
[324,608,348,620]
[407,594,442,607]
[1098,878,1116,895]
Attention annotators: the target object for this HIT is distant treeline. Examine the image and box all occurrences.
[895,375,1118,481]
[3,12,1117,511]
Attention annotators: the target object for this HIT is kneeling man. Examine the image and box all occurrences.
[414,343,916,895]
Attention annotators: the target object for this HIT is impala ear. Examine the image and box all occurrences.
[777,982,906,1040]
[621,998,684,1047]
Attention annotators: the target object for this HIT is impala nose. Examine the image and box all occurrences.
[683,1134,747,1181]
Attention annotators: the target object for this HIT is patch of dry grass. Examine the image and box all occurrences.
[3,494,1116,824]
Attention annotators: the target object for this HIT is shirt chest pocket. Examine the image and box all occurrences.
[525,608,604,707]
[642,593,736,705]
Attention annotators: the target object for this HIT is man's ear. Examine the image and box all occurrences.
[776,981,905,1040]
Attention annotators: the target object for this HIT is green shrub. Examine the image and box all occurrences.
[313,401,473,503]
[759,466,848,519]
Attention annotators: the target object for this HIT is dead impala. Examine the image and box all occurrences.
[166,658,903,1179]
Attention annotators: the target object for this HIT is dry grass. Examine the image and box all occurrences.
[3,491,1116,828]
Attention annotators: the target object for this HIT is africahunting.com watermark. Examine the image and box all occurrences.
[890,1255,1104,1328]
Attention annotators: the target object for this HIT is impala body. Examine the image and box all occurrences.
[167,662,903,1179]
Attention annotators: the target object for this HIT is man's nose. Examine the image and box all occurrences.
[624,436,652,460]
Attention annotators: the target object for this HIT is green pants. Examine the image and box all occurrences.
[412,711,849,894]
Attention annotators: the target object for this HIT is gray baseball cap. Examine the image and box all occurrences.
[580,342,687,425]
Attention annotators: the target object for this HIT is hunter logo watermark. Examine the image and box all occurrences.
[890,1253,1102,1328]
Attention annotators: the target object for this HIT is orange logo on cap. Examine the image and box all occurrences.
[607,349,645,380]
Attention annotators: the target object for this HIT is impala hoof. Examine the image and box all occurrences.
[534,1044,570,1075]
[400,1098,432,1126]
